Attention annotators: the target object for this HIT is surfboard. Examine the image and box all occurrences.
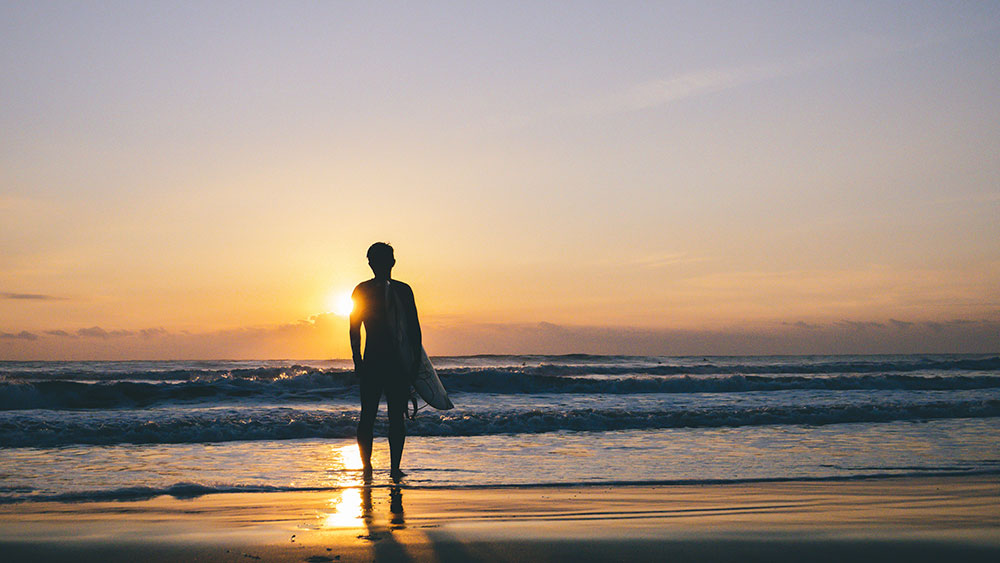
[383,280,453,411]
[412,347,453,410]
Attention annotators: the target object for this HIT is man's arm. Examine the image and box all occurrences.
[349,286,363,372]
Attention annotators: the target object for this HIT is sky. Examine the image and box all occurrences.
[1,1,998,359]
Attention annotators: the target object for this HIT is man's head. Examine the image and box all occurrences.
[367,242,395,277]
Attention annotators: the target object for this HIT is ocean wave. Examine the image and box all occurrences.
[0,363,346,382]
[3,356,997,383]
[446,355,1000,376]
[0,372,357,410]
[0,481,326,504]
[439,371,1000,395]
[2,371,999,410]
[4,469,1000,504]
[2,399,997,447]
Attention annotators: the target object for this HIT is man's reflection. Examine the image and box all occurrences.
[390,486,405,528]
[358,486,405,529]
[357,486,410,560]
[361,486,373,524]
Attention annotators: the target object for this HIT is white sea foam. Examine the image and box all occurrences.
[1,355,997,502]
[1,398,997,447]
[2,367,998,410]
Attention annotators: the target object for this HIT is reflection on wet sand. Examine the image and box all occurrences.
[355,486,406,531]
[318,484,412,556]
[313,443,424,561]
[390,486,405,528]
[357,486,412,561]
[322,488,363,528]
[319,445,369,528]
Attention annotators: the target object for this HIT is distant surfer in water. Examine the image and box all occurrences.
[350,242,422,482]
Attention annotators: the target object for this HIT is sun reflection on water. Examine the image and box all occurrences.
[325,443,368,487]
[319,444,369,528]
[336,443,363,471]
[323,488,364,528]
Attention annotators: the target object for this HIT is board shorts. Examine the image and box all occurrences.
[359,355,411,420]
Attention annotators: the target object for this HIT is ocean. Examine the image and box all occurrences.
[1,354,998,503]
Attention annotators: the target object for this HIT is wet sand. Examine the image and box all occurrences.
[1,475,998,562]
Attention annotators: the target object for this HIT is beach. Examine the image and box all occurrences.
[4,2,999,559]
[2,355,999,561]
[1,475,998,562]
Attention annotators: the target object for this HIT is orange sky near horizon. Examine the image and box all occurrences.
[1,3,998,359]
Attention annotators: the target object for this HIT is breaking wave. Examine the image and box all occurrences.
[5,468,1000,504]
[0,372,357,410]
[3,355,998,381]
[2,399,997,447]
[2,371,999,410]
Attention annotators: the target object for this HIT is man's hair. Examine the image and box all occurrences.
[367,242,394,263]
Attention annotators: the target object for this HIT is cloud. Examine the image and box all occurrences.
[43,329,76,338]
[42,328,166,339]
[921,192,1000,207]
[784,321,821,330]
[139,327,169,339]
[425,318,1000,356]
[628,253,710,269]
[76,326,134,339]
[889,319,914,330]
[0,330,39,341]
[1,292,65,301]
[926,319,978,333]
[559,33,922,119]
[836,320,886,331]
[565,64,783,117]
[2,314,997,360]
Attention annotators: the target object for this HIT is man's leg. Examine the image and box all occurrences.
[357,375,381,472]
[385,379,409,480]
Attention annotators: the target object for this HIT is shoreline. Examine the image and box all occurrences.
[2,474,998,562]
[4,468,1000,505]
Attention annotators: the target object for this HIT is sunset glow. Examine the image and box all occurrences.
[330,292,355,318]
[1,6,998,559]
[0,3,997,359]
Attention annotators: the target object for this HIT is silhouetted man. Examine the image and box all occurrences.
[350,242,421,481]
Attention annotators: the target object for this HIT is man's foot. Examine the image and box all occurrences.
[390,468,406,482]
[362,465,373,482]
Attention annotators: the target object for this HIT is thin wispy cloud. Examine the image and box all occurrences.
[41,327,167,339]
[920,192,1000,207]
[563,34,922,118]
[571,64,787,116]
[836,320,888,331]
[628,252,710,269]
[2,292,66,301]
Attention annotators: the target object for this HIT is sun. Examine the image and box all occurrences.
[328,291,355,317]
